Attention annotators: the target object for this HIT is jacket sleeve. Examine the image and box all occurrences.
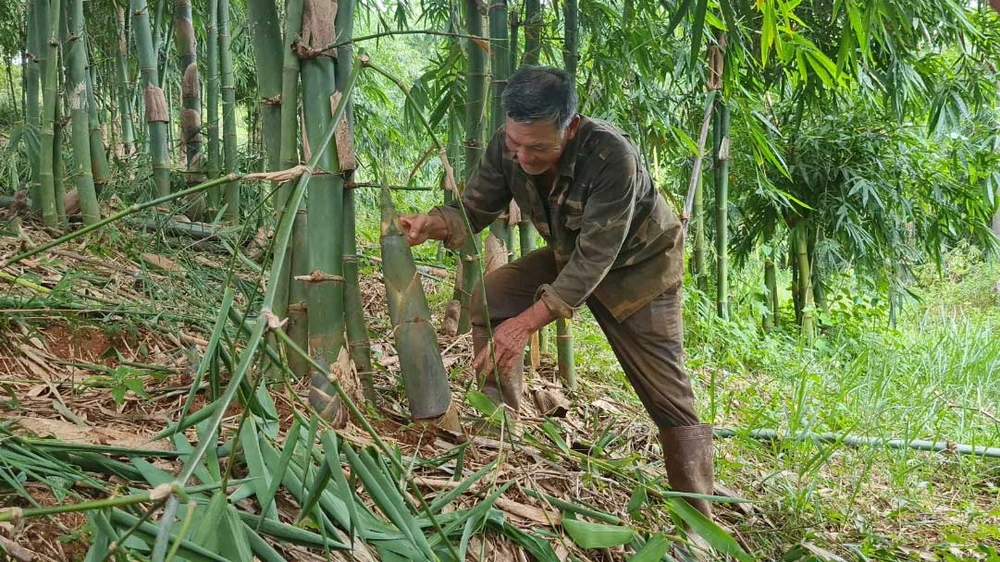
[536,155,639,318]
[430,130,510,250]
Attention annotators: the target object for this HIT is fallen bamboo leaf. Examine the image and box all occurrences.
[533,389,570,418]
[562,518,634,549]
[141,253,187,274]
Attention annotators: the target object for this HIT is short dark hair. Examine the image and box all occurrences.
[501,66,578,131]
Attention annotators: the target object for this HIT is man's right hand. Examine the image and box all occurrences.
[398,213,448,246]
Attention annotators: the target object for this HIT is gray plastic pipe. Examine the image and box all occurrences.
[714,428,1000,459]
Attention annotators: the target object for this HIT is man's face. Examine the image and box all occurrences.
[504,116,579,176]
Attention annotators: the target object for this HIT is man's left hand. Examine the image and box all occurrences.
[472,316,533,380]
[472,301,555,380]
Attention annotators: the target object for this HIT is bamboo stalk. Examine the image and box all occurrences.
[132,0,171,197]
[336,0,376,404]
[84,54,110,187]
[0,484,178,523]
[174,0,203,175]
[796,228,814,343]
[300,0,349,421]
[219,0,239,219]
[563,0,579,75]
[556,0,578,379]
[247,0,284,172]
[206,0,220,191]
[38,0,61,227]
[763,258,777,332]
[25,0,42,209]
[523,0,541,64]
[278,0,307,378]
[117,6,136,155]
[288,210,311,377]
[324,29,490,51]
[66,0,100,224]
[171,62,360,484]
[457,0,488,334]
[713,99,730,320]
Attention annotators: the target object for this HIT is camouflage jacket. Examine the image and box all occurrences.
[432,116,683,322]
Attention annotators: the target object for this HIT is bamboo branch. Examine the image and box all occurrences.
[682,90,717,238]
[324,29,492,52]
[2,174,238,268]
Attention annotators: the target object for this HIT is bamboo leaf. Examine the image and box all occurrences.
[562,518,635,549]
[626,486,647,520]
[661,0,693,37]
[321,430,367,541]
[427,458,499,513]
[220,504,254,562]
[109,509,229,562]
[689,0,709,70]
[629,534,671,561]
[255,420,300,530]
[189,492,228,552]
[668,497,753,561]
[237,512,349,549]
[241,521,287,562]
[298,456,332,523]
[239,418,278,520]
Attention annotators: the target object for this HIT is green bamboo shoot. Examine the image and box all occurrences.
[380,186,453,419]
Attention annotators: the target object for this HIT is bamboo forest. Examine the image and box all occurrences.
[1,0,1000,559]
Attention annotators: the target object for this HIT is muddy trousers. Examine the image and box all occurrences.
[470,247,714,517]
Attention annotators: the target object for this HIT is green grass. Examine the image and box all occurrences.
[558,249,1000,559]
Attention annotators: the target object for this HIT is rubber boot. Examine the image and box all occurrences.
[659,424,715,519]
[472,324,523,415]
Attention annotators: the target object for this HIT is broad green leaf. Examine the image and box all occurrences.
[221,504,254,562]
[562,518,635,549]
[668,497,753,561]
[321,429,367,541]
[626,485,647,520]
[466,389,500,420]
[629,534,671,562]
[240,419,277,520]
[255,421,300,530]
[689,0,709,70]
[298,456,332,523]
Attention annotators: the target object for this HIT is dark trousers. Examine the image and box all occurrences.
[470,247,700,429]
